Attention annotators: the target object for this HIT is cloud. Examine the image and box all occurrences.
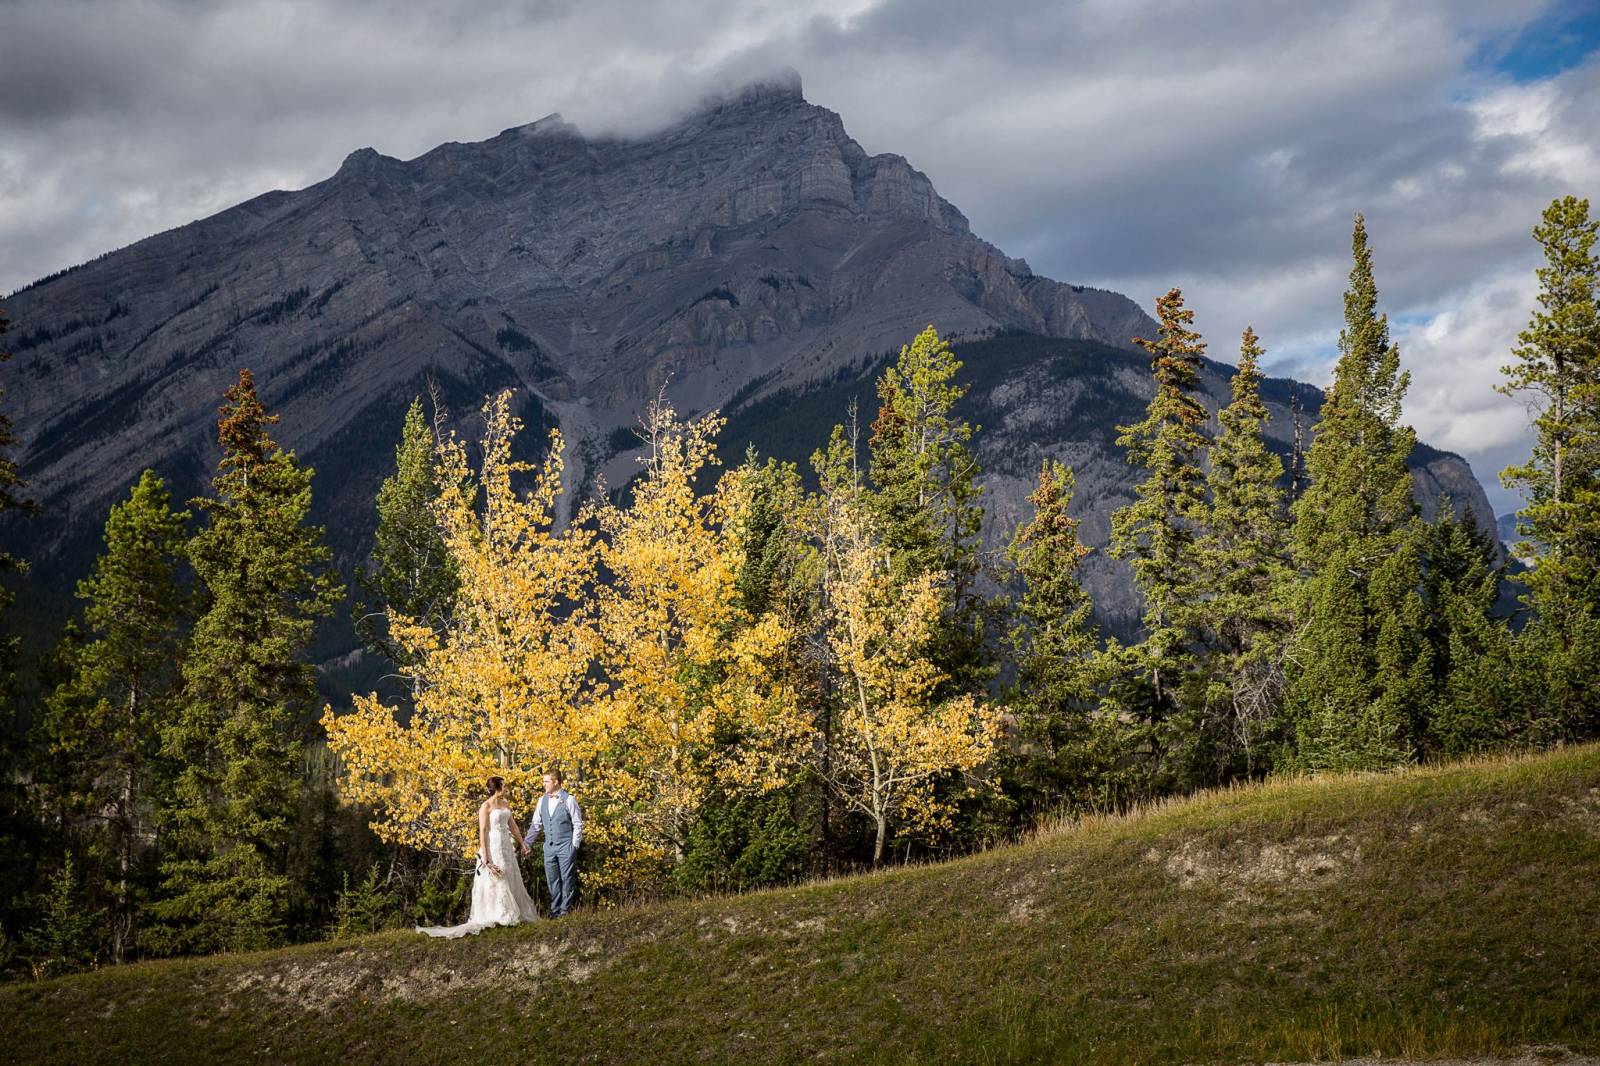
[1,0,1595,512]
[1394,268,1537,498]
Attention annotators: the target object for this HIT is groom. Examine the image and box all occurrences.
[522,770,583,918]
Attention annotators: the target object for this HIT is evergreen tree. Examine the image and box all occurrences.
[152,370,341,954]
[731,448,812,625]
[1420,503,1517,756]
[680,449,818,891]
[1195,329,1293,775]
[746,437,849,865]
[675,783,812,894]
[37,470,189,961]
[1286,216,1430,772]
[354,398,458,685]
[1498,195,1600,742]
[328,864,399,940]
[867,325,989,690]
[21,855,103,980]
[1107,288,1209,780]
[1006,459,1128,813]
[811,417,1001,864]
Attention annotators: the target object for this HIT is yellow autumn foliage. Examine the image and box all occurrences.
[584,399,803,887]
[323,392,600,856]
[325,392,804,888]
[811,423,1003,863]
[326,387,999,884]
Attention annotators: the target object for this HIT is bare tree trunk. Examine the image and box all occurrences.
[820,665,833,871]
[816,566,834,874]
[1554,392,1565,503]
[115,766,133,964]
[114,686,139,964]
[1289,393,1305,502]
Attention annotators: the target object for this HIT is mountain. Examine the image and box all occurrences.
[0,71,1498,652]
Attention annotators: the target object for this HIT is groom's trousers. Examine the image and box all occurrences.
[544,842,578,917]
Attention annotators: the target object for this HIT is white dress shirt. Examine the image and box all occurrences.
[525,788,584,848]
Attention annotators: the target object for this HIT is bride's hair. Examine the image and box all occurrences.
[485,776,504,796]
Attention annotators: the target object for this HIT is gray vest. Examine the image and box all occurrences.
[542,793,574,847]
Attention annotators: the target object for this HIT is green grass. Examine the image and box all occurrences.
[6,746,1599,1064]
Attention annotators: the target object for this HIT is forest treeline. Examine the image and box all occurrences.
[0,201,1596,979]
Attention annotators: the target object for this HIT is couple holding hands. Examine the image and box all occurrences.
[417,771,583,939]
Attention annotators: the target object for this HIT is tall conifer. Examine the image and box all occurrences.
[1196,329,1292,773]
[1499,195,1600,741]
[1287,217,1429,771]
[153,370,341,954]
[354,398,457,684]
[1007,460,1126,811]
[38,471,189,961]
[1107,288,1209,767]
[1420,504,1516,755]
[867,325,989,691]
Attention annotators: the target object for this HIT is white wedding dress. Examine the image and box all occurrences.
[417,807,539,938]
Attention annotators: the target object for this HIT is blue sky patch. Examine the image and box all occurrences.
[1479,1,1600,82]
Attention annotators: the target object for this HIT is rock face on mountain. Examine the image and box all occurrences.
[2,72,1498,647]
[4,75,1150,533]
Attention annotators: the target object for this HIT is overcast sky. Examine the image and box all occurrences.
[3,0,1597,512]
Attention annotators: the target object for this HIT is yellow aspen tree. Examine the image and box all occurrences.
[586,397,802,888]
[810,416,1002,864]
[323,391,600,856]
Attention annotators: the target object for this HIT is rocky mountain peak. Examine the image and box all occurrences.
[334,145,391,176]
[0,74,1498,638]
[509,113,578,139]
[708,65,805,108]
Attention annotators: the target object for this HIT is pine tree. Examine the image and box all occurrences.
[328,864,398,940]
[729,451,819,761]
[1420,503,1517,756]
[1286,217,1430,772]
[37,471,189,961]
[1195,329,1293,775]
[354,398,458,685]
[730,448,813,627]
[867,325,989,691]
[1498,195,1600,742]
[153,370,341,954]
[1107,288,1210,779]
[1006,459,1127,813]
[679,449,818,890]
[21,855,103,980]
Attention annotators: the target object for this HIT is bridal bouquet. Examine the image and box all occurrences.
[477,858,503,880]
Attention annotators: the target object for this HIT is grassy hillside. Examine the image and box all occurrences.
[5,746,1598,1065]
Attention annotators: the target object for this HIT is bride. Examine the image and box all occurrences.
[417,776,539,937]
